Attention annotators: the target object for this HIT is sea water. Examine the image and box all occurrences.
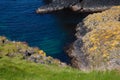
[0,0,87,62]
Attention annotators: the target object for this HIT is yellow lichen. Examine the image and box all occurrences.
[38,50,46,56]
[83,21,120,55]
[83,6,120,30]
[81,6,120,66]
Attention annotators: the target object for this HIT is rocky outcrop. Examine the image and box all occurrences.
[36,0,120,71]
[0,36,66,66]
[36,0,79,13]
[68,6,120,71]
[36,0,120,13]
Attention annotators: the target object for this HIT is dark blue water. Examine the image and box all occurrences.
[0,0,87,62]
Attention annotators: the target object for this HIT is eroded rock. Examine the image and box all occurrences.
[0,36,66,66]
[68,6,120,71]
[37,0,120,13]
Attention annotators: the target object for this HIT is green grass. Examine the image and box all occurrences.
[0,57,120,80]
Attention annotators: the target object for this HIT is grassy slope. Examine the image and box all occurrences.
[0,57,120,80]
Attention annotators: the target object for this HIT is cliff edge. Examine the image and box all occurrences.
[0,36,66,66]
[68,6,120,71]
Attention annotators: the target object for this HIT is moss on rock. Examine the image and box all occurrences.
[0,36,66,66]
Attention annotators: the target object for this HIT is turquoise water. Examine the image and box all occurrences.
[0,0,87,62]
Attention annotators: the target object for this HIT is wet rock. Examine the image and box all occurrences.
[36,0,79,13]
[37,0,120,13]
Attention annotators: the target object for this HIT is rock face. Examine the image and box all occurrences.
[36,0,79,13]
[36,0,120,71]
[0,36,66,66]
[37,0,120,13]
[68,6,120,71]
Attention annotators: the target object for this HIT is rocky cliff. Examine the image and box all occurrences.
[68,6,120,71]
[36,0,120,71]
[37,0,120,13]
[0,36,66,66]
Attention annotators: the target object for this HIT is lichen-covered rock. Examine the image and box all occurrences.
[83,6,120,30]
[0,36,66,66]
[68,6,120,71]
[82,21,120,70]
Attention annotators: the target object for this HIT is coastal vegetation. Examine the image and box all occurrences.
[0,56,120,80]
[0,6,120,80]
[0,36,120,80]
[0,36,63,66]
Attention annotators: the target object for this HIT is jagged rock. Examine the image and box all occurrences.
[0,36,67,66]
[68,6,120,71]
[36,0,120,13]
[37,0,120,71]
[36,0,79,13]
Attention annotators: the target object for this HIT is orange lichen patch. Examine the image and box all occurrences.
[83,6,120,30]
[38,50,46,56]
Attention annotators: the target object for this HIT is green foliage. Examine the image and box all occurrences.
[0,36,63,65]
[0,57,120,80]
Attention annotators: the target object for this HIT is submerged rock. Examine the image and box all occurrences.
[37,0,120,13]
[68,6,120,71]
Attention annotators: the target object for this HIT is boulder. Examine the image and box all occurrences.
[68,6,120,71]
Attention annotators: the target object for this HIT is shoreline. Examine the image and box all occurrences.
[0,36,67,67]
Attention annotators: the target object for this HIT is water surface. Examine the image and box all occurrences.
[0,0,87,62]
